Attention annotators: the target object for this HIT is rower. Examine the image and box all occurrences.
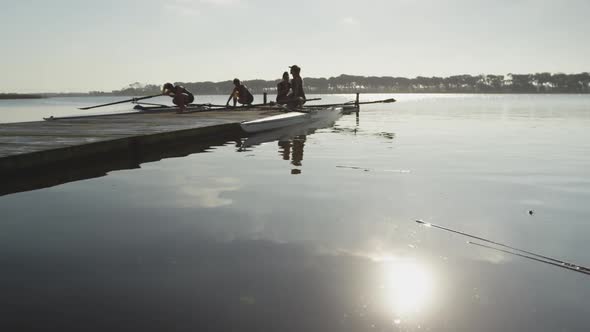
[276,71,291,105]
[162,82,194,113]
[287,65,306,108]
[226,78,254,107]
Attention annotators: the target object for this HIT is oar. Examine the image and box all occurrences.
[468,242,590,276]
[303,98,396,108]
[79,93,163,110]
[415,220,590,273]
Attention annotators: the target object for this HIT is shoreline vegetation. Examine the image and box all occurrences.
[3,73,590,97]
[0,93,45,100]
[97,72,590,96]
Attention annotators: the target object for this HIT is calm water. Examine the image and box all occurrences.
[1,94,590,331]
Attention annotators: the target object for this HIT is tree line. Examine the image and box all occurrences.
[0,93,45,99]
[93,72,590,96]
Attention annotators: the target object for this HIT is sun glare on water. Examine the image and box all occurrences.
[377,258,435,317]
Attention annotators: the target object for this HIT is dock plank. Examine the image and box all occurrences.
[0,109,279,170]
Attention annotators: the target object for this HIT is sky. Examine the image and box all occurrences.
[1,0,589,92]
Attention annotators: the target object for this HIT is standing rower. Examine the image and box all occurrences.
[276,71,291,105]
[287,65,306,108]
[226,78,254,107]
[162,82,194,113]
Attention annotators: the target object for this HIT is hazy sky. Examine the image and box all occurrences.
[1,0,589,92]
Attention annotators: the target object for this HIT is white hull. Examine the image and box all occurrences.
[240,112,309,133]
[240,107,343,148]
[240,107,343,133]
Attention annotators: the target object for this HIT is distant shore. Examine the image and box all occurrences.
[47,91,590,97]
[4,72,590,96]
[102,73,589,95]
[3,92,590,100]
[0,94,45,100]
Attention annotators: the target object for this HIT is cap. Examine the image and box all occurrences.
[289,65,300,70]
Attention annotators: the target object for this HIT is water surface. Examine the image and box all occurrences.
[1,94,590,331]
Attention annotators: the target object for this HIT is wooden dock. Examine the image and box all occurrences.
[0,109,280,196]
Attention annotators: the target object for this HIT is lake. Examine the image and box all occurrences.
[1,94,590,331]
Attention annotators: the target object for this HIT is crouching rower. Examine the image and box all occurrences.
[226,78,254,107]
[287,65,306,108]
[162,82,194,113]
[276,71,291,105]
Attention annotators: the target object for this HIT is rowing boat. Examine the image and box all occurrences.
[133,103,287,114]
[43,104,212,121]
[132,104,212,112]
[240,107,342,133]
[240,107,344,148]
[45,103,286,121]
[240,112,308,133]
[44,98,366,121]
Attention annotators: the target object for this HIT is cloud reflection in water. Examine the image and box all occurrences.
[179,177,241,208]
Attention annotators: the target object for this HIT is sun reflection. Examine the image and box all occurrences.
[379,258,434,317]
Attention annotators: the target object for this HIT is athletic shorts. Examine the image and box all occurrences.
[239,94,253,105]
